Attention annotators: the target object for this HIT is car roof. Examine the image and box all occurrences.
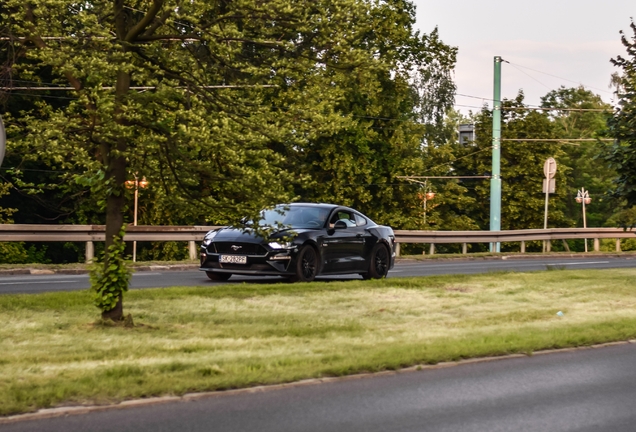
[282,203,339,210]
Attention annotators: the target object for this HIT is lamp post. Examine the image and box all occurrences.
[424,190,436,225]
[575,188,591,252]
[125,176,148,262]
[417,180,436,226]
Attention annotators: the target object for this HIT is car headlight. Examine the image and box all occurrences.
[268,241,293,250]
[202,230,218,246]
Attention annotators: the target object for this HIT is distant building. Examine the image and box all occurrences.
[458,124,475,145]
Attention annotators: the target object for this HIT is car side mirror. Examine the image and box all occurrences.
[333,220,348,230]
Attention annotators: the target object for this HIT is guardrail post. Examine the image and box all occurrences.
[395,243,401,257]
[189,241,197,260]
[462,243,467,254]
[429,243,435,255]
[85,241,94,263]
[616,239,621,252]
[520,241,525,253]
[593,238,600,252]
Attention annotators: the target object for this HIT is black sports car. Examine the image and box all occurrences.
[200,203,396,282]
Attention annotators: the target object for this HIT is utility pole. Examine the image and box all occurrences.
[490,56,502,252]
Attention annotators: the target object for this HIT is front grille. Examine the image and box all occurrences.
[220,263,272,271]
[209,242,267,255]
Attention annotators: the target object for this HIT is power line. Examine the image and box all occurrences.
[501,138,613,142]
[1,85,277,91]
[397,176,490,179]
[507,62,553,91]
[502,107,609,112]
[506,61,613,95]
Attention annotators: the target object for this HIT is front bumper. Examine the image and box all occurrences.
[199,246,297,276]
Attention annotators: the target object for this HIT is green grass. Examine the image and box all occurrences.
[1,269,636,416]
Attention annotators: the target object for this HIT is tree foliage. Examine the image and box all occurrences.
[605,19,636,219]
[1,0,458,315]
[541,86,615,228]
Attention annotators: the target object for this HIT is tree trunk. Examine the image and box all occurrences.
[101,296,123,321]
[101,67,131,321]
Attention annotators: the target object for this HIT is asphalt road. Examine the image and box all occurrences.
[0,255,635,295]
[3,342,636,432]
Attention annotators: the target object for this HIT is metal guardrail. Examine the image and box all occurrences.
[0,225,219,242]
[393,228,635,243]
[0,225,634,261]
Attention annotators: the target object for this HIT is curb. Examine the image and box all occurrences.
[396,252,636,263]
[2,339,635,425]
[0,265,200,276]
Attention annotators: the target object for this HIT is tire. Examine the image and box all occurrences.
[367,244,390,279]
[206,271,232,281]
[290,245,319,282]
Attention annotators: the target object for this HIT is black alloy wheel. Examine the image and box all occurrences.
[292,245,318,282]
[367,243,390,279]
[206,271,232,281]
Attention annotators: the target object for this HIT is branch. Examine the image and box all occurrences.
[125,0,164,42]
[141,8,173,37]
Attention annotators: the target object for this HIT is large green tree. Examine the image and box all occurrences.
[605,19,636,224]
[0,0,394,319]
[540,86,615,228]
[453,92,570,240]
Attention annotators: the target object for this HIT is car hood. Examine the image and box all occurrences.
[212,227,314,243]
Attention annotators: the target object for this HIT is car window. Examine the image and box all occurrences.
[259,206,329,229]
[354,214,368,227]
[329,210,355,227]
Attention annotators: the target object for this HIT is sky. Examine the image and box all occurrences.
[412,0,635,113]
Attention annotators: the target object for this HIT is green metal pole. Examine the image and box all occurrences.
[490,56,502,252]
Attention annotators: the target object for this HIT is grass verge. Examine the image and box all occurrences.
[1,268,636,416]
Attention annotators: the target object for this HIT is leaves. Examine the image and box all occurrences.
[605,19,636,208]
[89,226,131,312]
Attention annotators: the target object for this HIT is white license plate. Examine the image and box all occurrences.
[219,255,247,264]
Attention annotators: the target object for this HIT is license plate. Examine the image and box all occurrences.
[219,255,247,264]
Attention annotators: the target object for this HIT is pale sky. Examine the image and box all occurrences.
[412,0,635,113]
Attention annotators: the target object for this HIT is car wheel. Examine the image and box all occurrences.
[367,244,390,279]
[291,245,318,282]
[206,271,232,281]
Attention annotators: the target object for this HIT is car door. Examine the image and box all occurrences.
[321,209,367,273]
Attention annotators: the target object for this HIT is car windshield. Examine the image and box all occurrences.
[258,206,329,229]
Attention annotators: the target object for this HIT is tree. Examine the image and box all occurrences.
[453,92,570,246]
[540,86,615,228]
[3,0,419,320]
[278,2,457,230]
[605,19,636,223]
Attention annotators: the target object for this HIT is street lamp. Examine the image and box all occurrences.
[575,188,591,252]
[125,175,149,262]
[418,182,436,225]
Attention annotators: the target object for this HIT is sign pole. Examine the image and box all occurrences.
[542,158,557,251]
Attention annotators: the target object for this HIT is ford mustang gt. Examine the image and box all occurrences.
[200,203,395,282]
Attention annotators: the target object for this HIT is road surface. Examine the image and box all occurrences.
[0,255,634,295]
[2,342,636,432]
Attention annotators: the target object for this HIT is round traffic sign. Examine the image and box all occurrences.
[543,157,557,179]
